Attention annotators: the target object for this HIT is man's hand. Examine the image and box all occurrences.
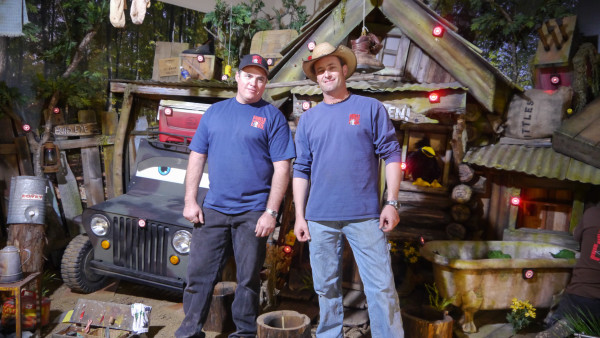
[183,202,204,224]
[294,218,311,242]
[255,212,276,237]
[379,205,399,232]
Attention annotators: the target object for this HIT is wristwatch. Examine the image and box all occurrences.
[266,208,278,219]
[384,200,401,210]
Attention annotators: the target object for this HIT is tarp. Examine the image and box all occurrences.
[0,0,29,37]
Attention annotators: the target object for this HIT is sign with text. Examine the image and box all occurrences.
[159,57,180,77]
[54,123,99,136]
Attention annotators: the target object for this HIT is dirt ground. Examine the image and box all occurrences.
[36,270,321,338]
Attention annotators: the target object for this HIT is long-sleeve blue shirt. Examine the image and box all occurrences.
[293,94,401,221]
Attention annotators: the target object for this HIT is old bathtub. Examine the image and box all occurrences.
[420,240,578,333]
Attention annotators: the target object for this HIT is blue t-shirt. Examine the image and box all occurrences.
[189,98,295,213]
[293,94,401,221]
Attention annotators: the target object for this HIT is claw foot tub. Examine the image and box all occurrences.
[420,240,577,333]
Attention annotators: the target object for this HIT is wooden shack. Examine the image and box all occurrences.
[264,0,517,244]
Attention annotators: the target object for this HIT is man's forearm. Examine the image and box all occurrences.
[185,151,207,203]
[385,161,401,201]
[293,177,309,220]
[265,160,291,212]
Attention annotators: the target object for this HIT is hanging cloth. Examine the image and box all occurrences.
[110,0,126,28]
[130,0,151,25]
[0,0,29,37]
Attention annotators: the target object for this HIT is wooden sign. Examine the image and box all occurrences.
[54,123,99,136]
[159,57,180,77]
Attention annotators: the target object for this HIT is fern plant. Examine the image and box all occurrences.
[425,283,454,312]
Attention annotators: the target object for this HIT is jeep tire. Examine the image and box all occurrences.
[61,234,109,293]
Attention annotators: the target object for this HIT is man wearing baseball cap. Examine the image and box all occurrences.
[176,54,295,338]
[293,42,405,337]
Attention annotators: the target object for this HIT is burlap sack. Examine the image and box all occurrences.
[504,86,573,139]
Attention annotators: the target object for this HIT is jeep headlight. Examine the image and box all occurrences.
[173,230,192,254]
[90,214,109,236]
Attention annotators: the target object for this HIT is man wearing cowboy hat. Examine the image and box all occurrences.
[176,54,295,338]
[293,42,404,337]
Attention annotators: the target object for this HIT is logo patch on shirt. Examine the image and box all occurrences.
[349,114,360,125]
[251,115,266,129]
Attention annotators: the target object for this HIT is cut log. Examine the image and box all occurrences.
[446,222,466,240]
[451,184,472,204]
[451,204,471,223]
[458,163,475,183]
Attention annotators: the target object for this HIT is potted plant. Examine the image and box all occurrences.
[401,283,454,338]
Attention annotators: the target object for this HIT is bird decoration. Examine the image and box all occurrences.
[405,138,442,187]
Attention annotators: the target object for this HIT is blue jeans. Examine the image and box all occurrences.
[175,208,267,338]
[308,219,404,338]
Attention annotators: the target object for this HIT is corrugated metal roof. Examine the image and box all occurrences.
[463,144,600,185]
[291,80,466,96]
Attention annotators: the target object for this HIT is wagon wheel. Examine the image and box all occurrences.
[61,234,109,293]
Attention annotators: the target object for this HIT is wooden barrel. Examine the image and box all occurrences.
[204,281,237,333]
[257,310,311,338]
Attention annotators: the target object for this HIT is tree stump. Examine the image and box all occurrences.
[257,310,311,338]
[7,223,46,273]
[204,281,236,333]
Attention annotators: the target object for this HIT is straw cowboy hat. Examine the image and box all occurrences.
[302,42,357,83]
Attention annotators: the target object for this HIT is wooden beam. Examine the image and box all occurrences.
[110,81,236,99]
[0,144,17,155]
[113,85,135,197]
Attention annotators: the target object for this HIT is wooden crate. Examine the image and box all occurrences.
[250,29,298,71]
[179,53,221,81]
[152,41,190,82]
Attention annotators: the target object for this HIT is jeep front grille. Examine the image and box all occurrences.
[112,217,170,275]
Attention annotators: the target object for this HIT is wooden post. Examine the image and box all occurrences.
[113,84,135,196]
[78,110,105,206]
[101,111,118,199]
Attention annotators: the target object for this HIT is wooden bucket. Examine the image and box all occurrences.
[257,310,311,338]
[401,306,453,338]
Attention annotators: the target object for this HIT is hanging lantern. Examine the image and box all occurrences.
[432,25,445,38]
[42,141,60,173]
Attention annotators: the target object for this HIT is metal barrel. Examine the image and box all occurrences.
[6,176,48,225]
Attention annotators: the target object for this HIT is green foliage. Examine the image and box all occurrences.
[487,250,512,259]
[428,0,578,87]
[34,71,106,111]
[425,283,454,311]
[551,249,576,259]
[563,307,600,336]
[0,82,25,108]
[272,0,309,31]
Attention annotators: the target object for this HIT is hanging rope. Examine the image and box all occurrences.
[361,0,368,36]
